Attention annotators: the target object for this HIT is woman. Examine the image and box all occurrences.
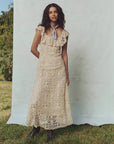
[26,3,73,143]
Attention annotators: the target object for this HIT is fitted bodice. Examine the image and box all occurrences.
[35,25,70,69]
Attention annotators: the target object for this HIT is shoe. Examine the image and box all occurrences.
[47,130,54,143]
[26,126,40,138]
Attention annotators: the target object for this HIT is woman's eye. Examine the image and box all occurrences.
[49,11,57,14]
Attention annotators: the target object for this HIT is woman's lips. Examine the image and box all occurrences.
[52,17,56,19]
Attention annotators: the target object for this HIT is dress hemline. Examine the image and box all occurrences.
[26,121,73,130]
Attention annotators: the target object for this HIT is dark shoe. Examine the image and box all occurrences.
[47,130,54,143]
[26,126,40,138]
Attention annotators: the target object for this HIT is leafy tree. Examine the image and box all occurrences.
[0,2,13,81]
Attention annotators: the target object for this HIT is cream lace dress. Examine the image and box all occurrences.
[26,25,73,130]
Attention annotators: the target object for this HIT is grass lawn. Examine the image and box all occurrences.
[0,81,114,144]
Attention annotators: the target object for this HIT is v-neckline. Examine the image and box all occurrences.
[44,27,64,39]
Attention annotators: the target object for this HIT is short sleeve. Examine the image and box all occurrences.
[35,25,45,35]
[64,30,70,37]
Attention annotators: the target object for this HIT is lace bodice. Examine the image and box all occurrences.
[36,25,70,47]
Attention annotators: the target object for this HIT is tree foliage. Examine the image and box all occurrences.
[0,3,13,81]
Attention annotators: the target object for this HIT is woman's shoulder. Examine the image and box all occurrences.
[36,25,45,32]
[57,27,70,37]
[62,28,70,37]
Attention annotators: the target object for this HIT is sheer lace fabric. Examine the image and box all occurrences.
[26,25,73,130]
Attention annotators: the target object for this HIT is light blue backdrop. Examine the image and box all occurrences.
[7,0,114,126]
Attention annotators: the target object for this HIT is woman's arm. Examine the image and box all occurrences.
[30,30,41,59]
[62,36,69,84]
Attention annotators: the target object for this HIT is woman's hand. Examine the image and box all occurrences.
[66,78,70,86]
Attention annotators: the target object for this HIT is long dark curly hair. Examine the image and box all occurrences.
[37,3,66,32]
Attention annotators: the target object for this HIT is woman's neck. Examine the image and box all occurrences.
[50,21,58,28]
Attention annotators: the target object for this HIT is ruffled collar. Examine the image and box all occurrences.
[40,26,69,47]
[42,26,65,39]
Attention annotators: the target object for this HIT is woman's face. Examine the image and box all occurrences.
[48,6,58,22]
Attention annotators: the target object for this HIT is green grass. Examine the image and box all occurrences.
[0,81,114,144]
